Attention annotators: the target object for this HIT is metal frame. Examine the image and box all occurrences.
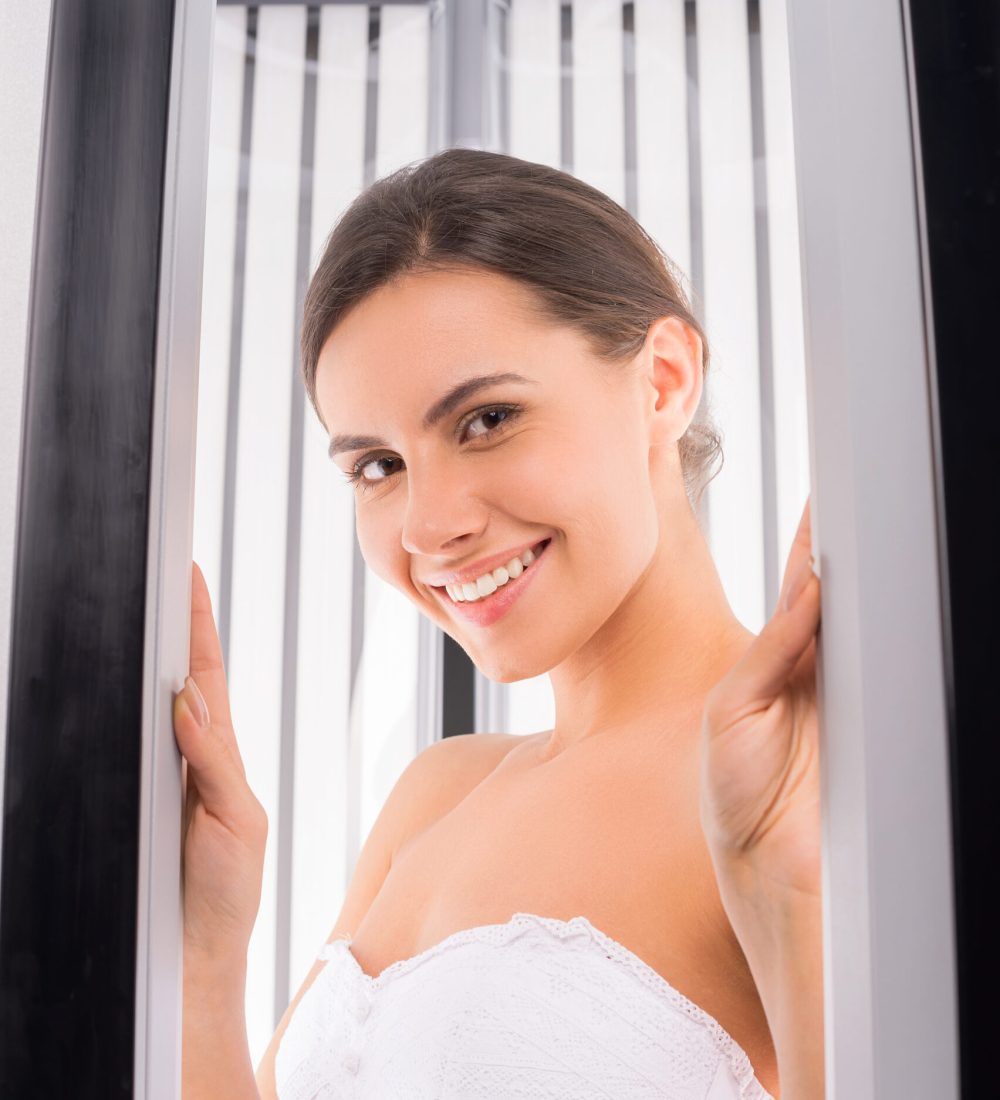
[786,0,959,1096]
[0,0,189,1093]
[136,0,215,1094]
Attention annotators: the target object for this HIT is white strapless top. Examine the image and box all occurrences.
[274,911,775,1099]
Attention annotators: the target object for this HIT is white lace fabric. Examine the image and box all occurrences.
[274,911,776,1099]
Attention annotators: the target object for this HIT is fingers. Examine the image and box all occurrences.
[705,498,821,723]
[174,676,263,838]
[777,495,814,609]
[188,561,243,773]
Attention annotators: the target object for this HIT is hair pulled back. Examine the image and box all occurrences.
[300,148,722,508]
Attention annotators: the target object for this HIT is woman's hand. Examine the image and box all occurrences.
[700,496,825,1098]
[699,496,822,899]
[173,562,268,962]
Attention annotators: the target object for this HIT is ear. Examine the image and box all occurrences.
[642,314,704,447]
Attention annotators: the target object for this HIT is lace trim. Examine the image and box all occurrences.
[319,910,775,1100]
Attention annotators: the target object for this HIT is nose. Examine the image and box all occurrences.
[399,457,489,556]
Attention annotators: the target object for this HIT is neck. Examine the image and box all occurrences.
[544,489,753,759]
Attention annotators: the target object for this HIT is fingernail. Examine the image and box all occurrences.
[184,676,210,728]
[784,555,816,613]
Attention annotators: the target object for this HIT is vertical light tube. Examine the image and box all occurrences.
[758,0,809,581]
[571,0,626,205]
[508,0,561,166]
[634,0,690,276]
[194,6,246,607]
[358,0,430,848]
[697,0,765,631]
[228,4,307,1064]
[289,0,368,1005]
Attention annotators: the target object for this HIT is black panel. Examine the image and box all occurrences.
[906,0,1000,1094]
[442,634,476,738]
[0,0,175,1096]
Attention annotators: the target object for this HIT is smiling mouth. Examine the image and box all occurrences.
[437,538,551,605]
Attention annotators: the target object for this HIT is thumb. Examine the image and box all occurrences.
[173,676,261,837]
[711,555,821,721]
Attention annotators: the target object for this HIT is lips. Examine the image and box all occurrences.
[431,537,551,627]
[424,537,552,589]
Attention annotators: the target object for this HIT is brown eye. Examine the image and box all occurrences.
[347,455,402,490]
[356,455,396,481]
[463,406,517,440]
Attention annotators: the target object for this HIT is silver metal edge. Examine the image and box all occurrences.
[785,0,959,1095]
[134,0,215,1095]
[416,618,444,751]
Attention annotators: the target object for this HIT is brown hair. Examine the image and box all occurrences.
[300,148,722,508]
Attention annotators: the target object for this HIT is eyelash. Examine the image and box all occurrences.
[342,403,522,493]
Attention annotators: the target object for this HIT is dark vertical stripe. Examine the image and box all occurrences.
[559,1,573,174]
[363,6,380,186]
[746,0,778,613]
[442,635,476,738]
[496,0,510,154]
[273,5,319,1026]
[622,1,638,216]
[0,0,175,1094]
[684,0,709,536]
[905,0,1000,1092]
[684,0,703,310]
[218,7,259,669]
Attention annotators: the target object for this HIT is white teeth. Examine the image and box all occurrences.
[444,541,546,604]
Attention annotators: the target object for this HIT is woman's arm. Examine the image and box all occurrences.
[699,497,825,1098]
[184,950,261,1100]
[714,865,824,1100]
[173,564,269,1099]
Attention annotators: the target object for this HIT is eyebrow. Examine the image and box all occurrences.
[326,371,538,460]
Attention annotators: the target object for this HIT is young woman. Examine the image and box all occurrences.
[175,149,823,1099]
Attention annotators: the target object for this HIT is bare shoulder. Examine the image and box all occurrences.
[392,731,530,859]
[253,731,530,1097]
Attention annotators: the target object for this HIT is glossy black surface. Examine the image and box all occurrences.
[907,0,1000,1092]
[0,0,175,1094]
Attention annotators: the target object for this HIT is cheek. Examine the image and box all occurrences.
[354,502,410,586]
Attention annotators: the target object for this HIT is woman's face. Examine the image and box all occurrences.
[314,267,689,683]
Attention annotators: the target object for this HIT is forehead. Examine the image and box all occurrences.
[313,268,554,413]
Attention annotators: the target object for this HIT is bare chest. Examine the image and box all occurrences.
[347,734,775,1086]
[360,744,707,961]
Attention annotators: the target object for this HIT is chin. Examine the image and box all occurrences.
[460,628,577,684]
